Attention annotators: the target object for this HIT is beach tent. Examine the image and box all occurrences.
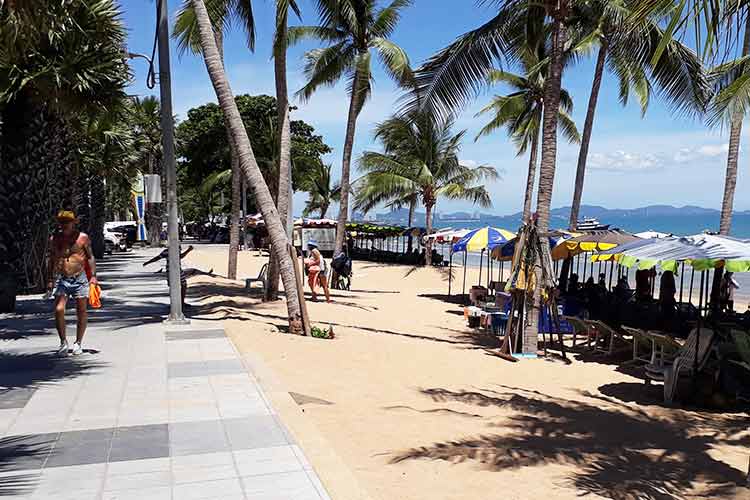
[424,228,471,244]
[551,229,640,260]
[635,230,673,239]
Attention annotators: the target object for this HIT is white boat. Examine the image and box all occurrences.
[576,217,610,231]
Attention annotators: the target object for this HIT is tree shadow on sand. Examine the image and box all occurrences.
[391,385,749,499]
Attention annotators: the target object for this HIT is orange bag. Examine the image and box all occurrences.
[89,283,102,309]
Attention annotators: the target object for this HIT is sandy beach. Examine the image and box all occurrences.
[183,244,750,500]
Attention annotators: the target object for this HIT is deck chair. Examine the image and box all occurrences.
[587,320,632,356]
[646,331,682,369]
[621,326,652,364]
[245,263,268,292]
[561,315,591,349]
[645,327,714,403]
[729,330,750,372]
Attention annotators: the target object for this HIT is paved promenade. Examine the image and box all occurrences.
[0,249,330,499]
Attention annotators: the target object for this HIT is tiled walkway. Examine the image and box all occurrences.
[0,249,330,499]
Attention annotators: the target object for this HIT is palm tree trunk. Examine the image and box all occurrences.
[711,15,750,313]
[90,173,106,258]
[334,62,365,256]
[228,151,241,280]
[265,10,293,300]
[407,198,415,252]
[525,10,568,354]
[569,42,607,230]
[320,203,328,219]
[522,128,540,222]
[190,0,302,331]
[214,29,241,281]
[424,202,434,266]
[719,15,750,236]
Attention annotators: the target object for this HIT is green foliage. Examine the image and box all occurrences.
[175,94,331,221]
[0,0,130,115]
[354,111,498,214]
[299,163,340,218]
[310,325,334,339]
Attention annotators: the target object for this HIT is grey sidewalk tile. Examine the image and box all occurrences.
[169,420,229,456]
[103,470,172,491]
[0,388,37,410]
[171,451,236,484]
[167,359,245,379]
[232,446,303,477]
[240,470,321,500]
[101,485,171,500]
[165,329,226,341]
[0,432,59,471]
[172,477,245,500]
[106,457,170,476]
[222,416,288,451]
[45,441,110,468]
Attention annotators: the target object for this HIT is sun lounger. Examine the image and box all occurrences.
[645,327,714,403]
[587,320,632,356]
[621,326,652,364]
[561,315,590,349]
[245,263,268,292]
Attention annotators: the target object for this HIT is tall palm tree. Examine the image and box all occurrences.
[175,0,256,281]
[566,0,710,230]
[354,111,498,265]
[0,0,128,291]
[188,0,304,331]
[475,48,580,222]
[290,0,414,256]
[408,1,568,353]
[300,163,340,218]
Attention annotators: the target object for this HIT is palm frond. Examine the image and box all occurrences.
[296,42,355,101]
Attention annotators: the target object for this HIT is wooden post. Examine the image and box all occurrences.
[289,244,311,336]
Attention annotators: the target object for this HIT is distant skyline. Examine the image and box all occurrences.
[121,0,750,215]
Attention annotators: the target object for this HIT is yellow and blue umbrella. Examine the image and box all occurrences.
[452,226,516,253]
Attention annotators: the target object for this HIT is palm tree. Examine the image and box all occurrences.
[175,0,257,281]
[566,0,710,230]
[188,0,303,331]
[300,163,340,218]
[0,0,128,291]
[290,0,414,256]
[354,111,498,265]
[475,46,580,222]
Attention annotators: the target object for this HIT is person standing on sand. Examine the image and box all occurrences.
[304,240,331,303]
[47,210,97,356]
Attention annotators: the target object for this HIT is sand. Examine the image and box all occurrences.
[183,244,750,500]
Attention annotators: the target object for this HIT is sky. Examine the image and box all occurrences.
[120,0,750,217]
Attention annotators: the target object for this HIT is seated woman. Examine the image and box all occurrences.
[304,240,331,303]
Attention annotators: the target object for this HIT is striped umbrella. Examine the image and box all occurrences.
[452,226,516,253]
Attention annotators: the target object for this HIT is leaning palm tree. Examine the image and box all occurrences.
[300,163,340,218]
[566,0,710,230]
[188,0,303,332]
[290,0,414,256]
[354,111,498,265]
[174,0,258,281]
[475,46,580,222]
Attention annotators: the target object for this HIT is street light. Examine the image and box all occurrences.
[128,0,187,324]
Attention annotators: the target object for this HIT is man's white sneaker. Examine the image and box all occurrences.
[70,342,83,356]
[57,341,69,356]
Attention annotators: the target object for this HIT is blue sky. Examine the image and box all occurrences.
[120,0,750,217]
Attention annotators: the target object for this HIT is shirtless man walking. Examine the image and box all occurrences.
[47,211,97,356]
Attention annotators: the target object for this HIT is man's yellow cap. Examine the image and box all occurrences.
[56,210,78,222]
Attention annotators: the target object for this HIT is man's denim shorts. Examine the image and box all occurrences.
[54,272,90,299]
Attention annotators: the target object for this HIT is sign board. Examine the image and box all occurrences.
[298,227,336,254]
[143,174,162,203]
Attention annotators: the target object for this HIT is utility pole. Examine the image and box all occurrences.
[156,0,187,324]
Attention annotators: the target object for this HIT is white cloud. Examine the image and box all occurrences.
[588,150,664,171]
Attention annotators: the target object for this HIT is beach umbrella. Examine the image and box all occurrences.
[452,226,516,252]
[491,231,575,261]
[551,229,640,260]
[635,230,673,239]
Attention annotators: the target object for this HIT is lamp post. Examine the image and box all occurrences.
[156,0,186,323]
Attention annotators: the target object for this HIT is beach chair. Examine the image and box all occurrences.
[587,320,632,356]
[245,263,268,291]
[621,326,652,364]
[646,331,683,369]
[645,327,714,403]
[561,315,591,349]
[729,330,750,372]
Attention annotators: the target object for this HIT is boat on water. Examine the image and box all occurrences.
[576,217,610,231]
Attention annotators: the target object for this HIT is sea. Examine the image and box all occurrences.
[424,213,750,309]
